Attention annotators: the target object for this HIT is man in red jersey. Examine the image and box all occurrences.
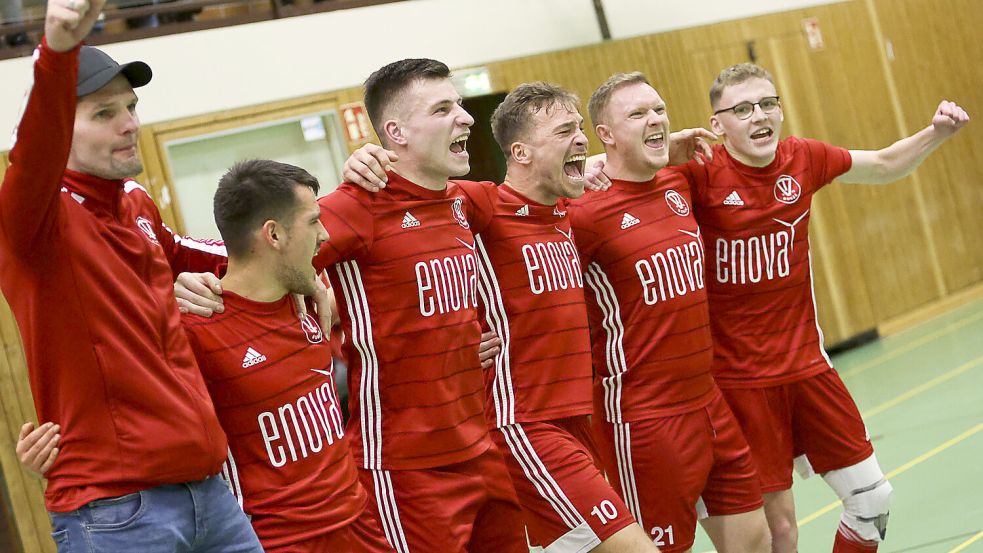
[466,83,657,553]
[343,81,659,553]
[676,63,970,553]
[0,0,260,550]
[186,159,394,552]
[312,58,527,553]
[17,160,395,551]
[569,72,770,553]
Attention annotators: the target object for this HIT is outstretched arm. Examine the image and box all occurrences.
[840,100,969,185]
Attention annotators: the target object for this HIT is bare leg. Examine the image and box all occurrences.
[591,523,661,553]
[762,490,797,553]
[700,507,772,553]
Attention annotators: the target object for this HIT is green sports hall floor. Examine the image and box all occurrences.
[692,296,983,552]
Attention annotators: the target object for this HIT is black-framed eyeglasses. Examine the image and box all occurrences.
[714,96,781,119]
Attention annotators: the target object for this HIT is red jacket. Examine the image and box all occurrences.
[0,42,228,511]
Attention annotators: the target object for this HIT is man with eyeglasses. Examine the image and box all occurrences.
[674,63,969,553]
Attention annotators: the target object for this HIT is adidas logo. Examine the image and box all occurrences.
[400,212,421,228]
[515,205,530,217]
[723,191,745,206]
[620,213,640,230]
[241,347,267,368]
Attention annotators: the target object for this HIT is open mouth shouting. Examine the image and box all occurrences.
[644,131,665,150]
[449,133,469,157]
[564,153,586,179]
[750,127,774,144]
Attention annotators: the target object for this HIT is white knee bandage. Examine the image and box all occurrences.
[822,454,893,542]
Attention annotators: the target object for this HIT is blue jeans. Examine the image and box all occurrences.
[49,475,262,553]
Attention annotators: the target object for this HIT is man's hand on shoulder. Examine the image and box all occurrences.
[344,143,398,192]
[174,272,224,316]
[44,0,107,52]
[584,159,611,192]
[668,127,717,166]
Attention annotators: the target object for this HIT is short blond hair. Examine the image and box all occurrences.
[708,63,775,110]
[491,82,580,158]
[588,72,650,127]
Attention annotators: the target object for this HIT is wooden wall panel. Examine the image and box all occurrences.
[0,148,57,553]
[798,2,944,322]
[873,0,983,294]
[0,296,54,553]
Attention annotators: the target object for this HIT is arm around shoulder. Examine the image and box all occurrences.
[313,188,376,271]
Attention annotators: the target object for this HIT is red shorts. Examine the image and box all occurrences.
[593,391,762,552]
[264,506,394,553]
[358,445,527,553]
[720,368,874,493]
[493,415,634,552]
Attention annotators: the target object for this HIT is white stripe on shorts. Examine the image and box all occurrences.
[613,422,644,528]
[500,424,584,530]
[372,469,410,553]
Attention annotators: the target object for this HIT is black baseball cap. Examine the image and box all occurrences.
[77,46,153,97]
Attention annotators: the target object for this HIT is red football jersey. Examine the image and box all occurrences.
[314,173,492,470]
[456,181,594,428]
[182,292,365,550]
[682,137,853,387]
[568,170,717,423]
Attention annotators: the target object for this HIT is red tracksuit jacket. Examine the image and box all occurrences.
[0,42,228,511]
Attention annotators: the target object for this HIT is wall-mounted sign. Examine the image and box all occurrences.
[802,18,825,50]
[340,102,372,143]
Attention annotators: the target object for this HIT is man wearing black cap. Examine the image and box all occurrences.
[0,1,262,551]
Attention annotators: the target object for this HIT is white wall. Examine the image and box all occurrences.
[0,0,842,151]
[602,0,847,38]
[0,0,602,151]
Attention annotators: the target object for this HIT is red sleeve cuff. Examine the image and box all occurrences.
[37,37,82,71]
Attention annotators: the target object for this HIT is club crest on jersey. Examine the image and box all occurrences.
[553,206,566,217]
[135,216,160,245]
[665,190,690,216]
[774,175,802,204]
[451,197,470,229]
[300,314,324,344]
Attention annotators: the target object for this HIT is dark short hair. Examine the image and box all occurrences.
[213,159,320,258]
[491,82,580,158]
[363,58,451,144]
